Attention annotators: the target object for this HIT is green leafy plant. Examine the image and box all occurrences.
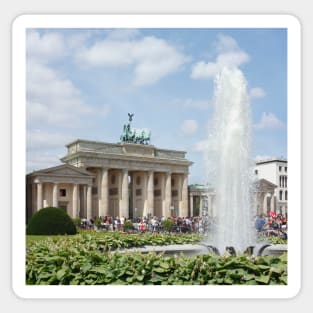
[267,236,287,245]
[26,207,77,235]
[72,217,81,228]
[123,220,134,232]
[94,218,102,228]
[162,219,174,232]
[26,232,287,285]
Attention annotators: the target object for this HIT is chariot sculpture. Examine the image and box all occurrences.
[120,113,151,145]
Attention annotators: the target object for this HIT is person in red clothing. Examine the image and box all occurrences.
[140,220,146,233]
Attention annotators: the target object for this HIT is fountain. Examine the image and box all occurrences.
[205,66,256,254]
[115,66,286,258]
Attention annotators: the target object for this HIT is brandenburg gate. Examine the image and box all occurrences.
[26,114,193,221]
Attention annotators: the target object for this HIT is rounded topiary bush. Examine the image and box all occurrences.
[26,207,77,235]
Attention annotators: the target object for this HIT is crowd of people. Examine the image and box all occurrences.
[79,212,288,239]
[80,215,213,234]
[254,213,288,239]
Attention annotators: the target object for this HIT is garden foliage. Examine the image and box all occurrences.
[26,207,77,235]
[26,232,287,285]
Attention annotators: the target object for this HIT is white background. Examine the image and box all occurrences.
[1,0,310,312]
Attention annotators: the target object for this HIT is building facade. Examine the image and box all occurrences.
[188,184,216,217]
[26,139,193,222]
[252,178,277,216]
[188,179,277,219]
[254,158,288,216]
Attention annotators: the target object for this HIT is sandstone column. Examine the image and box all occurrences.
[142,172,148,217]
[120,169,129,218]
[163,172,171,217]
[181,173,188,217]
[263,193,268,215]
[52,183,58,207]
[199,196,203,217]
[82,185,87,218]
[189,194,194,217]
[177,174,182,215]
[72,184,78,218]
[270,193,275,213]
[86,185,92,220]
[146,170,154,217]
[99,168,109,217]
[37,183,43,211]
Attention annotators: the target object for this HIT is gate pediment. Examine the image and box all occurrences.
[30,164,94,178]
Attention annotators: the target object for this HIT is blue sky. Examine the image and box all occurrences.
[26,28,287,184]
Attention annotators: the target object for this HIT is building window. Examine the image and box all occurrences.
[171,178,175,187]
[109,188,118,196]
[279,166,282,172]
[285,191,288,201]
[136,189,142,196]
[172,190,178,197]
[154,189,161,197]
[111,174,116,185]
[136,176,141,185]
[255,169,258,175]
[59,189,66,197]
[285,166,287,172]
[279,190,283,201]
[154,178,158,186]
[92,187,98,195]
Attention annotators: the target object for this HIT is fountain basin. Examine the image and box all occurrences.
[261,244,288,256]
[111,243,287,257]
[113,244,211,257]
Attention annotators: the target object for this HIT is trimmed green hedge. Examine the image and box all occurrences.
[26,207,77,235]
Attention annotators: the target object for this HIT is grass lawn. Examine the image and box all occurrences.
[26,234,77,247]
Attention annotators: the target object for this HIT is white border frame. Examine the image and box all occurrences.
[12,14,301,299]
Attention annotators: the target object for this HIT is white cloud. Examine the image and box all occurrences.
[26,61,94,127]
[249,87,266,99]
[27,129,74,151]
[67,32,92,50]
[26,30,66,62]
[181,119,198,136]
[192,139,209,152]
[214,34,240,52]
[77,36,189,86]
[254,112,285,130]
[26,130,74,172]
[27,152,63,173]
[190,34,250,79]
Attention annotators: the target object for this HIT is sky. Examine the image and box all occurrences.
[26,27,287,184]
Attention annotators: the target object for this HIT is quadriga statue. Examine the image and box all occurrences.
[119,113,151,145]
